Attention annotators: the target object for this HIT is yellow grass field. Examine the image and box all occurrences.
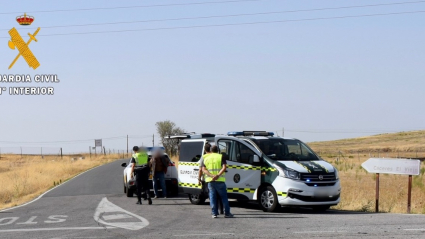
[308,130,425,214]
[0,154,124,211]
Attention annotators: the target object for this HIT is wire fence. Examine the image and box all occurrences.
[0,147,132,159]
[317,149,425,161]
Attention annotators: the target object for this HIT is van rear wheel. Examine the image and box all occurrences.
[188,194,206,205]
[258,186,279,212]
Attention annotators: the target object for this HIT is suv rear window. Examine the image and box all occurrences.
[179,141,204,162]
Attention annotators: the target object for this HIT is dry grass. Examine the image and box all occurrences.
[308,130,425,214]
[309,130,425,154]
[0,154,124,210]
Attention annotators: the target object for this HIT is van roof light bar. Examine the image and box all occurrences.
[168,133,215,139]
[227,131,274,137]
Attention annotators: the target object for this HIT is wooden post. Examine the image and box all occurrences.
[41,147,43,159]
[407,175,412,214]
[375,173,380,213]
[89,147,91,158]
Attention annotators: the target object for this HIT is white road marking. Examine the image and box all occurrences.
[0,227,115,232]
[0,164,104,213]
[17,216,37,225]
[174,233,235,237]
[102,214,133,220]
[404,229,425,231]
[45,215,68,223]
[294,231,347,234]
[0,217,19,225]
[94,197,149,231]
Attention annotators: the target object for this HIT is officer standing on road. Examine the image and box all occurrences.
[202,145,233,218]
[198,143,224,215]
[130,146,152,205]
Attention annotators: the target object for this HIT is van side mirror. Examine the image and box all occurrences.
[121,163,127,167]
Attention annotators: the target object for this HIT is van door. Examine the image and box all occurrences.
[178,139,205,195]
[217,139,261,200]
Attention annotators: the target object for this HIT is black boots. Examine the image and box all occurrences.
[136,200,142,205]
[148,198,152,205]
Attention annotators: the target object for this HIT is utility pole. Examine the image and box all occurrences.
[126,135,128,157]
[152,134,154,147]
[282,127,284,137]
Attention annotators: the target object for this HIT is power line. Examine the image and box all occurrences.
[0,0,264,15]
[1,10,424,39]
[5,0,425,31]
[0,135,154,144]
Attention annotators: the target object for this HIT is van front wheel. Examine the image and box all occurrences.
[258,186,279,212]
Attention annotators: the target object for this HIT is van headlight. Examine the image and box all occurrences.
[334,168,339,180]
[275,165,300,180]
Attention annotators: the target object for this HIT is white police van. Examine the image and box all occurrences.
[177,131,341,212]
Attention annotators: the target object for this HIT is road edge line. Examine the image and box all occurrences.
[0,159,124,212]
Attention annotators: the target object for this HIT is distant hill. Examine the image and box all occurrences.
[308,130,425,154]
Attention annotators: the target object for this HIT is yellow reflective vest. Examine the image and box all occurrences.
[133,152,148,166]
[204,153,225,183]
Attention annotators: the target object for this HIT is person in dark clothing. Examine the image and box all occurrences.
[149,150,170,198]
[130,146,152,205]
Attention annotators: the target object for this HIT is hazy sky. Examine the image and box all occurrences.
[1,0,424,154]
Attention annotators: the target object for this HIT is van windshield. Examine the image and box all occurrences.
[250,138,320,161]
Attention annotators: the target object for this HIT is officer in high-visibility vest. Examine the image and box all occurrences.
[130,146,152,205]
[201,145,234,218]
[198,143,224,215]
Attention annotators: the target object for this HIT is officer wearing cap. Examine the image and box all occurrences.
[130,146,152,205]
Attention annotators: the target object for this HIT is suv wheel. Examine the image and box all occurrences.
[188,194,206,205]
[258,186,279,212]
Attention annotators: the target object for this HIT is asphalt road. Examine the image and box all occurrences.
[1,159,425,239]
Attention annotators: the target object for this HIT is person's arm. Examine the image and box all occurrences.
[202,166,216,178]
[130,163,135,179]
[212,164,226,181]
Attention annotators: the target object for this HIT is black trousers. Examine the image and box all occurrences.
[135,166,151,201]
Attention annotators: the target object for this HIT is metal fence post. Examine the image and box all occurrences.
[60,148,63,159]
[407,175,412,214]
[375,173,380,213]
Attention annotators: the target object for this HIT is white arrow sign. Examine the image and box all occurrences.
[362,158,421,175]
[94,197,149,230]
